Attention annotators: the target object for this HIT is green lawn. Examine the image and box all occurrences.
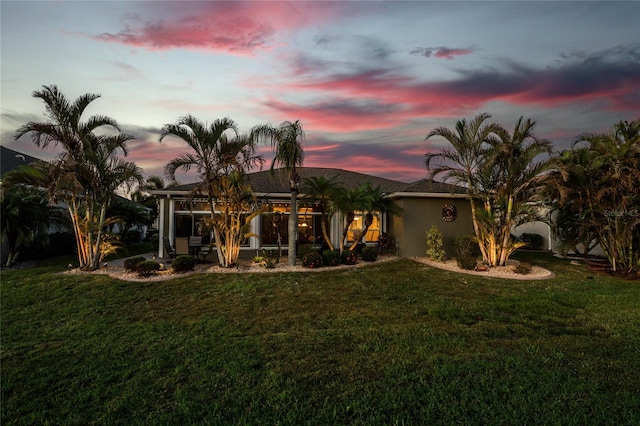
[2,252,639,425]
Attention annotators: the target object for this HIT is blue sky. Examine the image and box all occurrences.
[2,0,638,184]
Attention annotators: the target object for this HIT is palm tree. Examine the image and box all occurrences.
[131,175,165,225]
[425,113,499,263]
[302,175,342,250]
[0,182,61,267]
[481,117,554,266]
[570,120,640,273]
[251,120,305,266]
[160,115,264,267]
[14,85,142,270]
[347,183,403,251]
[333,184,373,253]
[542,148,597,256]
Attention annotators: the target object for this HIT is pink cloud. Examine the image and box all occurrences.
[411,46,475,60]
[87,2,340,54]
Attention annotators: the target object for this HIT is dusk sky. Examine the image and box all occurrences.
[2,1,639,185]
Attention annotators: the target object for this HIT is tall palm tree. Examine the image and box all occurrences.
[251,120,305,266]
[14,85,142,270]
[160,115,263,267]
[570,120,640,273]
[302,175,342,250]
[425,113,499,263]
[483,117,554,265]
[347,183,403,251]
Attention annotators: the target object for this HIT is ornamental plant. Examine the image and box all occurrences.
[302,252,323,268]
[426,224,446,261]
[136,260,160,278]
[322,249,341,267]
[377,232,396,255]
[361,246,378,262]
[341,250,358,265]
[262,249,280,269]
[456,255,477,270]
[124,256,147,272]
[172,255,195,273]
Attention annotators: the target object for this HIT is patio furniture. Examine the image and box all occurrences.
[175,237,190,256]
[162,237,176,259]
[189,236,210,262]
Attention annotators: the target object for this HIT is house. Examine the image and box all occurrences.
[151,167,475,259]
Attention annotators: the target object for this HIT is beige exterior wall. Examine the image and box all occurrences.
[389,197,473,258]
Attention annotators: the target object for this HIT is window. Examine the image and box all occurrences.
[347,212,380,243]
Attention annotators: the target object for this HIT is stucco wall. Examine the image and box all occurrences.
[389,197,474,258]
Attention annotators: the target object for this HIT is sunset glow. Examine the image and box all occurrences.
[1,1,638,184]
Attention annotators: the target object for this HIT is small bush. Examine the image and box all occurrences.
[262,249,280,269]
[456,255,477,270]
[514,261,533,275]
[124,256,147,272]
[377,232,396,255]
[172,255,195,273]
[253,256,264,264]
[322,249,341,267]
[361,246,378,262]
[426,224,445,262]
[302,252,323,268]
[136,260,160,277]
[341,250,358,265]
[297,244,317,260]
[520,233,544,250]
[453,234,477,257]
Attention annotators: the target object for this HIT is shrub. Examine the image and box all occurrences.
[302,252,323,268]
[426,224,445,261]
[322,249,341,267]
[297,244,317,260]
[514,261,533,275]
[136,260,160,277]
[253,256,264,264]
[124,256,147,272]
[341,250,358,265]
[456,255,477,270]
[520,233,544,250]
[172,255,195,273]
[377,232,396,255]
[262,249,280,269]
[354,242,366,254]
[361,246,378,262]
[453,234,477,257]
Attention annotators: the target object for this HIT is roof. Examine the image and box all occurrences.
[1,146,41,176]
[1,146,151,209]
[392,178,468,195]
[151,167,467,198]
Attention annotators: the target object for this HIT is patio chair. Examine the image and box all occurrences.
[162,237,176,259]
[175,237,190,256]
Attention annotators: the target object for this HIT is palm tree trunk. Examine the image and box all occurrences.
[498,195,514,266]
[320,212,333,251]
[469,198,489,263]
[288,189,298,266]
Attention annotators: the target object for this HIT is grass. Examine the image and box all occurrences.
[1,251,639,425]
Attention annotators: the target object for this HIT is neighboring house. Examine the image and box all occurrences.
[1,146,41,174]
[151,167,475,259]
[1,146,151,263]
